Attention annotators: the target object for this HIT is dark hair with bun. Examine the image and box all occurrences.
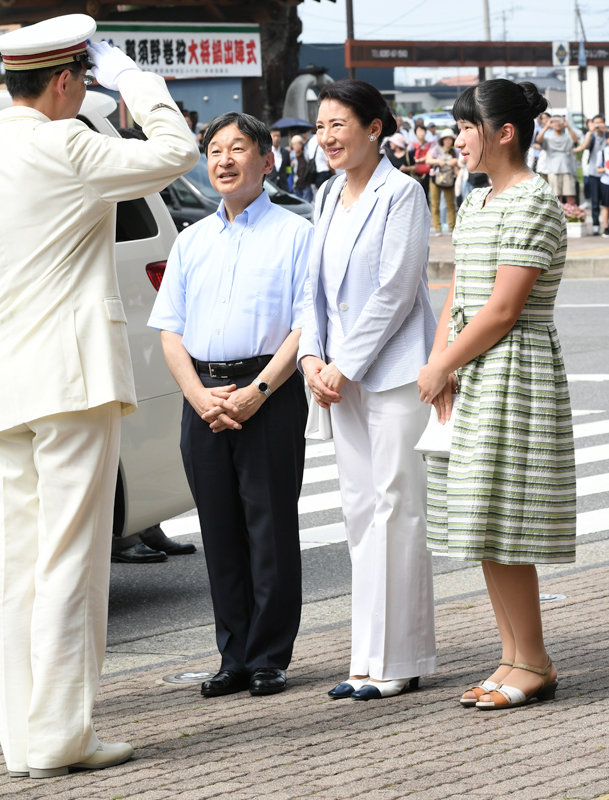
[318,79,397,139]
[453,78,548,158]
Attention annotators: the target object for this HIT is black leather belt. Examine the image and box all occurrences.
[192,354,273,379]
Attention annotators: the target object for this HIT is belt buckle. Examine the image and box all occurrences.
[209,363,229,379]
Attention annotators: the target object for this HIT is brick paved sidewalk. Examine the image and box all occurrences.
[2,566,609,800]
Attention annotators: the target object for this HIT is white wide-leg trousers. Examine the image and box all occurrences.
[330,381,436,680]
[0,403,121,772]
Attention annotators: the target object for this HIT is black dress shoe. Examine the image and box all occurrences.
[139,524,197,556]
[111,542,168,563]
[200,670,249,697]
[249,668,286,696]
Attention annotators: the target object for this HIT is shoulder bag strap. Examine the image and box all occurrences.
[319,174,339,216]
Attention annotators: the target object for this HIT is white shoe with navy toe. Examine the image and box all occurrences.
[351,677,419,700]
[328,677,369,699]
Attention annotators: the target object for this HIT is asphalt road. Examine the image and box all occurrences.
[107,277,609,648]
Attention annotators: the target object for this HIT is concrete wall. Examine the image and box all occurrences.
[566,66,608,119]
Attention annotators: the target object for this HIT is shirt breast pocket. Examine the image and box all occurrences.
[243,268,284,317]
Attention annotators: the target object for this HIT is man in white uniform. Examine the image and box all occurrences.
[0,15,198,779]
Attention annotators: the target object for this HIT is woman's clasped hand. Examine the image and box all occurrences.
[302,355,344,409]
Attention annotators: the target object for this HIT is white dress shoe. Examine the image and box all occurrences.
[29,741,134,778]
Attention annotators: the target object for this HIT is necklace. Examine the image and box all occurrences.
[340,183,359,212]
[487,166,528,203]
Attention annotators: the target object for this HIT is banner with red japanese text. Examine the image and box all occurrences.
[93,22,262,79]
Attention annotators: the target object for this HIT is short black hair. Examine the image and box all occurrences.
[202,112,272,156]
[453,79,548,160]
[318,79,397,139]
[4,61,81,100]
[269,126,281,133]
[593,114,606,122]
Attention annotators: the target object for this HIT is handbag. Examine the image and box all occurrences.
[414,394,460,458]
[304,386,333,441]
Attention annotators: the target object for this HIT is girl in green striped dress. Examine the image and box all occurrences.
[417,80,576,710]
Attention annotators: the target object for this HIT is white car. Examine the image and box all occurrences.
[0,88,194,538]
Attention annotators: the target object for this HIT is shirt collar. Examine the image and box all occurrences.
[215,189,272,233]
[0,105,50,124]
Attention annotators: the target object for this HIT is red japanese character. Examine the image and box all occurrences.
[212,40,223,64]
[224,40,234,64]
[235,40,245,64]
[188,39,199,64]
[246,39,257,64]
[200,39,210,64]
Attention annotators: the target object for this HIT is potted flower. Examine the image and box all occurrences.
[562,203,591,237]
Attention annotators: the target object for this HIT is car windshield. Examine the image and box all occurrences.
[184,155,222,202]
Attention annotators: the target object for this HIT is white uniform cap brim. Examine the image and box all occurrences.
[0,14,96,56]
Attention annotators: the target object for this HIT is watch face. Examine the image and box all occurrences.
[258,382,269,393]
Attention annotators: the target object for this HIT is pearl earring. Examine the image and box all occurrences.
[369,134,376,141]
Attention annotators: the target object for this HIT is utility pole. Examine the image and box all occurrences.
[482,0,491,40]
[480,0,491,83]
[346,0,356,80]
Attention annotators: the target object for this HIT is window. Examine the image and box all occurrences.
[116,198,159,242]
[172,180,203,208]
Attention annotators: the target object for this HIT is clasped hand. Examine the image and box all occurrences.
[188,384,266,433]
[301,356,347,409]
[417,358,457,425]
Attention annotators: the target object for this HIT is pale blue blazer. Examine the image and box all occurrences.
[297,156,436,392]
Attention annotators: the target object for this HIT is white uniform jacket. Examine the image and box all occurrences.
[297,156,436,392]
[0,72,200,432]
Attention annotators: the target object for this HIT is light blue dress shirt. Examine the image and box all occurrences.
[148,190,313,361]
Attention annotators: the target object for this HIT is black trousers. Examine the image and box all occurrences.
[589,176,601,227]
[180,369,308,673]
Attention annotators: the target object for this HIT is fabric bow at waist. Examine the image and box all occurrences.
[450,304,555,332]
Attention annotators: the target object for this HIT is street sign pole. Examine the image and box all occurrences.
[579,39,587,121]
[346,0,355,79]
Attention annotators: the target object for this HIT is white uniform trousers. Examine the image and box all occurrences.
[0,402,121,772]
[330,380,436,680]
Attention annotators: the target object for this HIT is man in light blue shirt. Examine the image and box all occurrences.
[148,111,313,698]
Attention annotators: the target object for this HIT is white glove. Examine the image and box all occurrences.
[87,41,141,92]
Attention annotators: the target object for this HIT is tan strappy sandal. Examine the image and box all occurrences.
[460,659,514,707]
[475,657,557,710]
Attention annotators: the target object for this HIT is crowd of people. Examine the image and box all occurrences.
[0,11,582,781]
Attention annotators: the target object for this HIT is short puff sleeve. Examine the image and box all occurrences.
[498,191,563,273]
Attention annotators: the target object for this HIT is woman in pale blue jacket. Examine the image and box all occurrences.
[299,80,437,700]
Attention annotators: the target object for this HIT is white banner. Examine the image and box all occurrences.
[93,22,262,79]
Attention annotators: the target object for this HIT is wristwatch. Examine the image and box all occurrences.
[253,378,272,398]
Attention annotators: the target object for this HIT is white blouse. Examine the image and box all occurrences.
[320,193,357,358]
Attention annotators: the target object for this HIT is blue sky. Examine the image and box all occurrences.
[298,0,609,44]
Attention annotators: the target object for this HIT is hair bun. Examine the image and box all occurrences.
[519,81,548,117]
[382,106,397,138]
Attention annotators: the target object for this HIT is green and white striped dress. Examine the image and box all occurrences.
[426,175,576,565]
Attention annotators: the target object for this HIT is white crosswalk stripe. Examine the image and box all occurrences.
[298,409,609,548]
[161,411,609,547]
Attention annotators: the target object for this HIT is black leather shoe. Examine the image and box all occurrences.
[249,668,287,696]
[111,542,168,563]
[200,670,249,697]
[139,524,196,556]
